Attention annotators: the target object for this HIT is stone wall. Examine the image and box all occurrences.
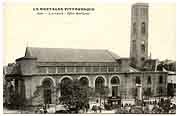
[22,72,168,105]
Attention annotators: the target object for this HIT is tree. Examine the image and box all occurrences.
[97,86,109,105]
[58,79,91,113]
[31,85,44,106]
[4,81,26,109]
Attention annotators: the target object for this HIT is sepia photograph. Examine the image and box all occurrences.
[2,0,176,114]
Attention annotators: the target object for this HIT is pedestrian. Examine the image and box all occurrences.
[96,99,99,103]
[92,105,98,113]
[85,103,90,112]
[99,105,102,113]
[43,104,47,114]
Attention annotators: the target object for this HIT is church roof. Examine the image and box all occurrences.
[22,47,121,62]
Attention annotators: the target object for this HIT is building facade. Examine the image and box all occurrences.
[4,3,170,106]
[5,47,168,105]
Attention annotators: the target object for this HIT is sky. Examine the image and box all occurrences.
[3,1,176,65]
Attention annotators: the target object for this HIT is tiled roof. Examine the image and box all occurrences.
[24,47,121,62]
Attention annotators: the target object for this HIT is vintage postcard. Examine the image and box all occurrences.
[2,0,176,114]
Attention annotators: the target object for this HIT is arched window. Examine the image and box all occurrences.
[141,41,145,52]
[147,76,151,84]
[111,76,120,97]
[141,22,146,34]
[159,76,163,84]
[79,77,89,87]
[136,76,141,84]
[111,76,120,84]
[42,78,53,104]
[43,79,53,88]
[61,78,72,85]
[95,76,105,93]
[60,78,72,96]
[133,23,137,34]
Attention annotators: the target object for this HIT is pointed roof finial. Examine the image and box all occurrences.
[25,41,31,57]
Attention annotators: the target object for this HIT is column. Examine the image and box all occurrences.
[136,84,142,100]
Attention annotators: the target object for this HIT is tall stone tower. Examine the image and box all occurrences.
[130,3,149,68]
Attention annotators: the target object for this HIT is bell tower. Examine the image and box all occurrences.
[130,3,149,68]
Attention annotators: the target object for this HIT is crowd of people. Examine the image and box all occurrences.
[33,97,176,114]
[115,98,176,114]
